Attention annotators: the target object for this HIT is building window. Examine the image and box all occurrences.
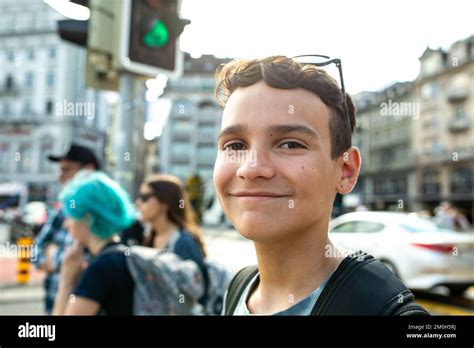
[25,72,34,88]
[7,50,15,62]
[46,100,53,114]
[0,143,10,173]
[39,137,54,173]
[173,99,194,115]
[454,104,466,120]
[451,167,473,194]
[6,75,14,90]
[24,99,33,115]
[422,170,441,195]
[421,82,439,100]
[3,101,11,116]
[48,46,57,59]
[17,143,33,173]
[49,46,56,58]
[46,71,55,87]
[28,48,35,60]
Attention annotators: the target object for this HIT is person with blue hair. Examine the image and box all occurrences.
[52,171,136,315]
[33,143,100,314]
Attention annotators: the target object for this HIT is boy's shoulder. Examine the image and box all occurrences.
[224,252,430,316]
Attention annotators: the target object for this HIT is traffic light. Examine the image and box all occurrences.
[49,0,189,85]
[53,0,90,47]
[120,0,190,77]
[57,19,88,46]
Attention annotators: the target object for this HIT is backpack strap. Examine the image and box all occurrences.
[311,251,429,315]
[224,265,258,315]
[98,243,128,256]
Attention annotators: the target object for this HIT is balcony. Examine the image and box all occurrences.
[171,153,191,164]
[412,146,474,165]
[0,112,41,125]
[172,129,191,141]
[0,86,20,97]
[197,131,216,144]
[447,88,470,103]
[448,117,470,133]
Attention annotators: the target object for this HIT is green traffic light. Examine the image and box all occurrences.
[143,20,169,48]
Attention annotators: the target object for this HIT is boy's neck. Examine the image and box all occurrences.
[248,223,343,314]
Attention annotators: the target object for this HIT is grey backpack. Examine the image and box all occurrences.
[203,261,232,315]
[107,245,205,315]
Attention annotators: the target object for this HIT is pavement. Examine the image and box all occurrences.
[0,257,46,288]
[0,251,46,315]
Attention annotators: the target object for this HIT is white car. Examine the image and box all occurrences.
[329,211,474,295]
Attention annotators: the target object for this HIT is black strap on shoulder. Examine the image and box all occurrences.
[224,252,429,316]
[224,265,258,315]
[98,243,128,257]
[311,251,429,315]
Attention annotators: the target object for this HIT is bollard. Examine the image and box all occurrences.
[17,236,33,284]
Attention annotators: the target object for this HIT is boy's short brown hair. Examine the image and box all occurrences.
[215,56,356,159]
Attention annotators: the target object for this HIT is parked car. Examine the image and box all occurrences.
[329,211,474,296]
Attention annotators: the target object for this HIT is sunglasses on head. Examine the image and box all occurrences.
[292,54,346,97]
[137,192,156,202]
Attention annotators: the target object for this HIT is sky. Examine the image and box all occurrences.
[179,0,474,94]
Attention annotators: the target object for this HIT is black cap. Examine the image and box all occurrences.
[48,144,100,169]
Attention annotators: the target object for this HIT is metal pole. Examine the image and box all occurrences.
[113,73,135,195]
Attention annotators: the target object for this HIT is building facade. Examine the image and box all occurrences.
[0,0,109,204]
[354,35,473,221]
[413,36,474,218]
[159,54,229,185]
[353,82,416,212]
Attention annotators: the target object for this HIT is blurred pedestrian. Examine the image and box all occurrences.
[434,201,455,230]
[52,171,135,315]
[135,174,209,306]
[449,207,471,231]
[32,144,100,314]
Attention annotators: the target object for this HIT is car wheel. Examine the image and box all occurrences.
[447,286,470,297]
[381,260,400,279]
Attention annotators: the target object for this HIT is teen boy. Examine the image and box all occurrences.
[213,56,428,316]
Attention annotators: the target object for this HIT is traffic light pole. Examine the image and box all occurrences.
[113,72,143,197]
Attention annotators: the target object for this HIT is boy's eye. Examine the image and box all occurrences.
[280,141,306,149]
[223,142,246,151]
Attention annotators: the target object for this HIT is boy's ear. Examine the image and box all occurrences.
[336,147,361,195]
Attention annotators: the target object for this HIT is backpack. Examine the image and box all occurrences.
[203,261,232,315]
[224,251,430,316]
[165,230,232,315]
[105,244,205,315]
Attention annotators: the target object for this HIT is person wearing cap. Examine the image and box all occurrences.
[32,144,100,314]
[52,171,135,315]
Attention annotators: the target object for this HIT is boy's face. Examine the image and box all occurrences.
[214,81,359,243]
